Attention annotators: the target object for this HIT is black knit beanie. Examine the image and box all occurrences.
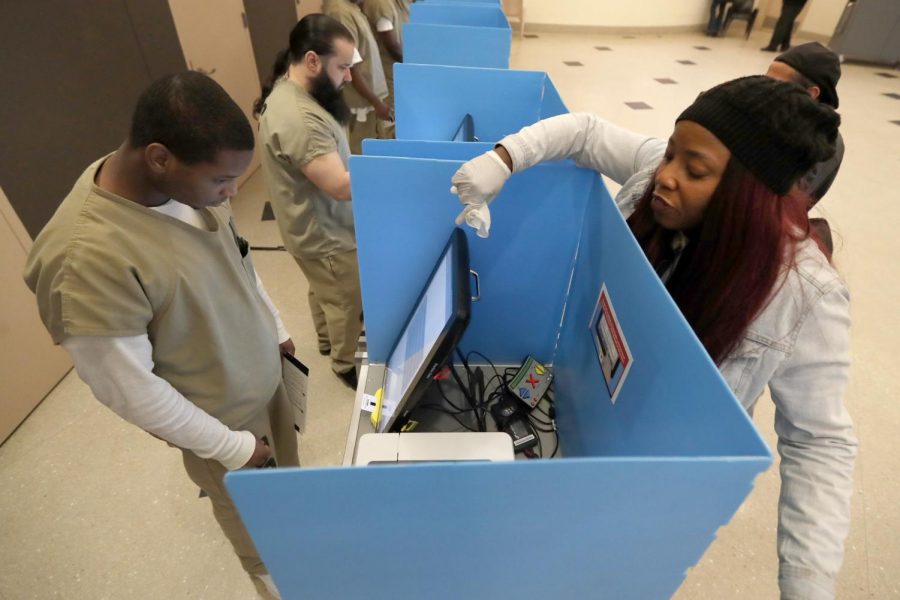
[775,42,841,108]
[677,75,840,195]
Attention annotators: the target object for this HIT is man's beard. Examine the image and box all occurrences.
[310,70,350,125]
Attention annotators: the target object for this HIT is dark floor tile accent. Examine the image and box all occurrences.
[524,33,539,38]
[655,78,677,84]
[876,72,898,78]
[694,45,711,50]
[595,46,612,51]
[884,92,900,100]
[626,101,653,110]
[564,61,584,66]
[677,59,697,65]
[261,201,275,221]
[892,120,900,126]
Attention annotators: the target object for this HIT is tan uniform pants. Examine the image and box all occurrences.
[181,383,300,598]
[294,249,363,375]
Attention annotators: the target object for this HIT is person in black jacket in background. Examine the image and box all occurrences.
[762,0,808,52]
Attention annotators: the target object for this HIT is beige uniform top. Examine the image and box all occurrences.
[258,79,356,259]
[363,0,409,86]
[324,0,388,108]
[24,158,281,431]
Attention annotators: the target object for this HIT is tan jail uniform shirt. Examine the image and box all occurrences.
[364,0,408,86]
[324,0,388,109]
[24,158,281,431]
[258,78,356,259]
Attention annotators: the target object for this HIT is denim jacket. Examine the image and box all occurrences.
[501,113,857,600]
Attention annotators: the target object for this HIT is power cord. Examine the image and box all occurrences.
[427,349,561,456]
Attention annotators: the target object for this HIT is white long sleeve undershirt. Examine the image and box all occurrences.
[61,200,290,470]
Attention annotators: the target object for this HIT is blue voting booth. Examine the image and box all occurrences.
[226,21,772,598]
[225,150,773,599]
[394,64,567,142]
[404,2,511,68]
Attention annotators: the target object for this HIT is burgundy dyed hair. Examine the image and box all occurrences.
[628,159,829,364]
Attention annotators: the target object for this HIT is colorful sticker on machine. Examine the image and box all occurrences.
[590,284,633,404]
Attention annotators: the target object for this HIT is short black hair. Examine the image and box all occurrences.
[129,71,254,164]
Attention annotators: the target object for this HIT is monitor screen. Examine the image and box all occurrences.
[377,228,471,432]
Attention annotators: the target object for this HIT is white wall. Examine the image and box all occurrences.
[799,0,845,37]
[297,0,322,20]
[526,0,709,28]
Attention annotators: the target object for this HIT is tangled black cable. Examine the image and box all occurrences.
[447,352,559,458]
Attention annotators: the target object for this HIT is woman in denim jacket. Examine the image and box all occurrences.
[452,76,856,600]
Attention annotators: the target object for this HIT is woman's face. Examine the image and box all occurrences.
[652,121,731,230]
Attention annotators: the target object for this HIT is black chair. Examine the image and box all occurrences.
[720,0,758,39]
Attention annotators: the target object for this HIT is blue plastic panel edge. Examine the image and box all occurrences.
[394,64,548,142]
[422,0,500,4]
[226,457,770,600]
[361,139,494,159]
[553,176,773,460]
[539,72,569,118]
[403,23,510,68]
[409,2,509,28]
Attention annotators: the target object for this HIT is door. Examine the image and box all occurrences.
[297,0,323,20]
[168,0,263,184]
[245,0,300,87]
[0,187,71,444]
[0,0,186,240]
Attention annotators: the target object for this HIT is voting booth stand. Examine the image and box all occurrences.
[225,14,772,600]
[404,2,511,68]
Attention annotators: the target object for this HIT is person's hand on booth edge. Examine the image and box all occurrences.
[450,148,512,238]
[375,101,394,122]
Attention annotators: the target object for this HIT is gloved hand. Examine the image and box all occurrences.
[456,203,492,238]
[450,150,511,238]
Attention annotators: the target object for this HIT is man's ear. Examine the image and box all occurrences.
[807,85,821,102]
[304,50,320,74]
[144,143,172,175]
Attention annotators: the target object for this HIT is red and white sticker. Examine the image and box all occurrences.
[589,284,633,404]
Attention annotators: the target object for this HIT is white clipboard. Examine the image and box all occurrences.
[282,353,309,434]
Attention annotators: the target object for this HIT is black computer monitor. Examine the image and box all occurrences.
[451,113,476,142]
[376,228,471,433]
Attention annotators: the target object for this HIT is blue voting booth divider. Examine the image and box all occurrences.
[361,138,494,159]
[404,3,511,69]
[226,155,773,600]
[410,1,508,27]
[394,64,567,142]
[422,0,501,4]
[403,22,510,69]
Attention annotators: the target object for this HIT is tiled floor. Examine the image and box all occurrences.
[2,29,899,599]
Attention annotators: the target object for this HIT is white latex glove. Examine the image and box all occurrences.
[450,150,511,238]
[457,204,492,238]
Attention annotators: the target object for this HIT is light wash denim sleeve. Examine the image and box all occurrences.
[769,282,857,600]
[498,112,666,185]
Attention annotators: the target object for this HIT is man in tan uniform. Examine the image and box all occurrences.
[324,0,393,153]
[364,0,409,139]
[24,72,298,599]
[255,14,363,389]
